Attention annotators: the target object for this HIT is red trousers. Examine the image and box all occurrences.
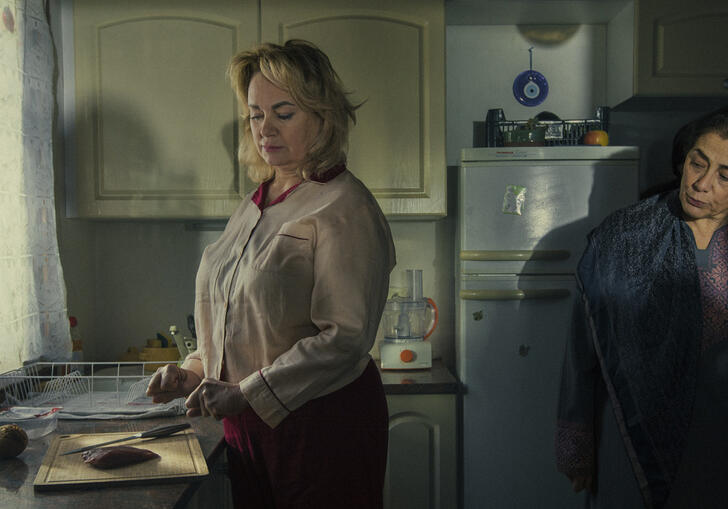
[223,360,388,509]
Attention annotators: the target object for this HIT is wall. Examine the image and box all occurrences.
[55,12,713,369]
[55,217,459,365]
[446,24,607,165]
[609,100,728,196]
[50,15,611,370]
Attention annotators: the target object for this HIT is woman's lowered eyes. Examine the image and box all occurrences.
[248,101,297,121]
[250,112,294,121]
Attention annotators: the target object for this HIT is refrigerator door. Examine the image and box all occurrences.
[457,274,583,509]
[458,157,638,274]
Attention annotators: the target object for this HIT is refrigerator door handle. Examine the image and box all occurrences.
[460,250,570,261]
[460,288,571,301]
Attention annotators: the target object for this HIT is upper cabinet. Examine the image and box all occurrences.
[607,0,728,105]
[67,0,446,219]
[259,0,446,218]
[70,0,258,219]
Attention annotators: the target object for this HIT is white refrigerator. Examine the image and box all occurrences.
[456,146,639,509]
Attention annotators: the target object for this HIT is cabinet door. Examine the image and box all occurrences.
[636,0,728,96]
[385,394,457,509]
[261,0,446,217]
[72,0,258,218]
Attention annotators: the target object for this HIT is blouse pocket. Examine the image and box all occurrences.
[254,222,314,276]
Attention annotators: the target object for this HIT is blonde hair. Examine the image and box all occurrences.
[228,40,359,183]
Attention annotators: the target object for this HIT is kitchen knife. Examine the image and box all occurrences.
[60,422,191,455]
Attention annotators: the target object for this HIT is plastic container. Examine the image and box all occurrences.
[0,407,60,439]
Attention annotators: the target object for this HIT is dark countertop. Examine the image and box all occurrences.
[379,360,459,395]
[0,415,225,509]
[1,362,457,507]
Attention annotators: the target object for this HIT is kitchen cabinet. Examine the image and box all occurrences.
[186,452,233,509]
[260,0,446,218]
[381,362,459,509]
[607,0,728,105]
[68,0,258,219]
[66,0,446,219]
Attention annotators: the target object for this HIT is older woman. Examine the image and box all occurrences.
[147,40,395,508]
[556,107,728,509]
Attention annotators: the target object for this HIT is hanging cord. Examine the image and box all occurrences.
[528,46,534,78]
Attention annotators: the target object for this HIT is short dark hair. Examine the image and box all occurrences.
[672,106,728,176]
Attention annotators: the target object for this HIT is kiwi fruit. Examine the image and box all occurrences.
[0,424,28,458]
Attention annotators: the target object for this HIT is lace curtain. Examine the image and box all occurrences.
[0,0,70,372]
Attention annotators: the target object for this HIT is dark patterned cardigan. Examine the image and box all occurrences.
[555,190,701,509]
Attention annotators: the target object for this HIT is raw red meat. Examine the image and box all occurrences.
[82,445,160,469]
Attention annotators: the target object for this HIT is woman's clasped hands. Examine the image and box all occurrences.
[185,377,249,420]
[146,364,249,420]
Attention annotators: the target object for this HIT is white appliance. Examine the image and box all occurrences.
[380,269,437,370]
[456,146,639,509]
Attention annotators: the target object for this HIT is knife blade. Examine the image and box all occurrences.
[60,422,191,456]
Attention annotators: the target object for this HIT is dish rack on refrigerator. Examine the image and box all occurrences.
[483,106,610,147]
[0,361,186,419]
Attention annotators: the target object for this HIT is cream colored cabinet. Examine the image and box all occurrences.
[71,0,258,218]
[261,0,447,218]
[385,394,457,509]
[607,0,728,105]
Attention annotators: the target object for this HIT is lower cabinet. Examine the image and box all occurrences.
[186,451,233,509]
[385,393,458,509]
[187,392,458,508]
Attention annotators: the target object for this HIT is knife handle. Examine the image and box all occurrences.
[139,422,191,439]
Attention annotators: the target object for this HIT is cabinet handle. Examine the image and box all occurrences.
[460,289,571,301]
[724,78,728,89]
[460,250,570,261]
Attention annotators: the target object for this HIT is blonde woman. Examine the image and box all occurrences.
[147,40,395,508]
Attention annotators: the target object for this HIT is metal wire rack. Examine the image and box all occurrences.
[0,362,185,419]
[483,107,610,147]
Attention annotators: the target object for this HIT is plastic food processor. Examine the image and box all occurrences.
[379,269,438,369]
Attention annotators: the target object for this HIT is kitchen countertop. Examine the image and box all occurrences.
[0,361,457,508]
[379,360,459,395]
[0,415,224,509]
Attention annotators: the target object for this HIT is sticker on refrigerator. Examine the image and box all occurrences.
[502,185,526,215]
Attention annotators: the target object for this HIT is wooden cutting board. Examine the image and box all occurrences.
[34,429,208,491]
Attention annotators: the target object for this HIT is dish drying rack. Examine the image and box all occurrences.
[0,362,186,419]
[483,106,610,147]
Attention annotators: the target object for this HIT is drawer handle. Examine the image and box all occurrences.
[460,250,570,261]
[460,289,571,301]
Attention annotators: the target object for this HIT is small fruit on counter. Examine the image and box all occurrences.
[82,445,160,469]
[583,130,609,146]
[0,424,28,458]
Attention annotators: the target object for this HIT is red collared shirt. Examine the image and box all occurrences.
[251,164,347,210]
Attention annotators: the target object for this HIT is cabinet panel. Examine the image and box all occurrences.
[635,0,728,97]
[261,0,446,217]
[607,0,728,105]
[385,394,457,509]
[72,0,259,218]
[655,13,727,75]
[635,0,728,96]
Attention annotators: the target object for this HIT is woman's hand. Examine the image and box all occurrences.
[185,378,249,420]
[570,475,593,493]
[146,364,202,403]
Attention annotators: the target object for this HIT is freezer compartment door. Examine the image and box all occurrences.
[456,275,583,509]
[458,159,637,274]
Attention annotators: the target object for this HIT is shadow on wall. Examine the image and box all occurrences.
[86,96,241,214]
[609,99,728,198]
[517,25,580,47]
